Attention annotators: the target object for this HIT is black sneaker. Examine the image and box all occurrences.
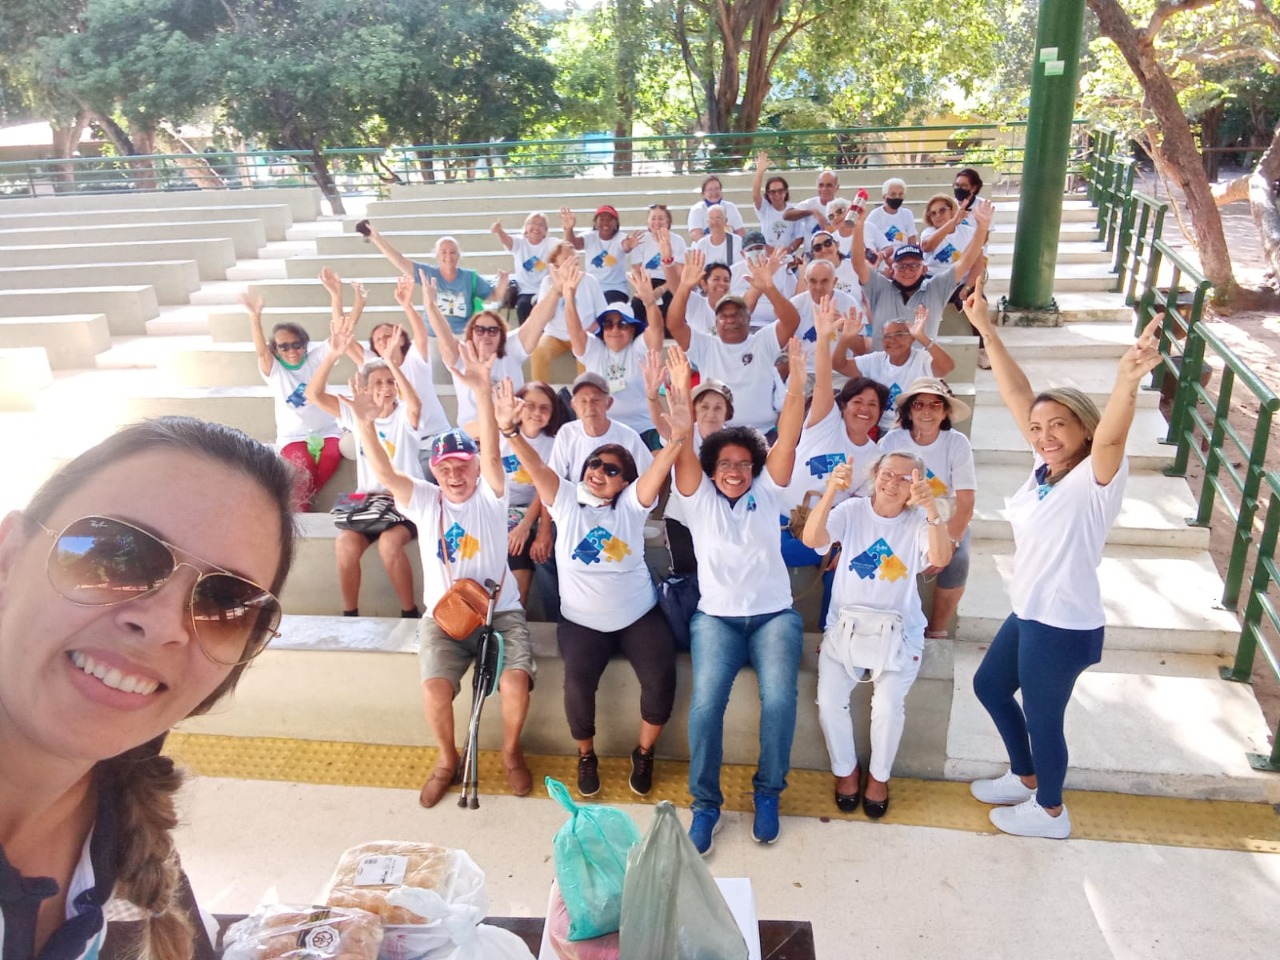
[577,751,600,797]
[629,746,654,796]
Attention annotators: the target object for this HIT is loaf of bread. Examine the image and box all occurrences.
[224,905,382,960]
[324,841,455,925]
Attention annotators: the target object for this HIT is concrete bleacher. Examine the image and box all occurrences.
[0,203,294,240]
[1,172,1273,805]
[0,218,268,259]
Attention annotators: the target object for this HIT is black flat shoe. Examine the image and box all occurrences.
[835,790,860,813]
[862,792,890,819]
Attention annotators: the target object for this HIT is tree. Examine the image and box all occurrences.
[1085,0,1280,304]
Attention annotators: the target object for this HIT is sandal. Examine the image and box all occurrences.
[419,761,459,808]
[504,754,533,797]
[924,629,949,640]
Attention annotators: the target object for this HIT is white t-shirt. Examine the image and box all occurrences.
[339,402,422,493]
[877,428,977,502]
[548,479,658,631]
[824,497,932,644]
[728,262,797,328]
[660,429,705,526]
[687,199,745,235]
[792,290,856,373]
[577,337,653,435]
[630,232,688,279]
[264,342,341,446]
[832,259,864,301]
[360,345,451,439]
[780,406,880,512]
[851,348,936,431]
[452,336,530,428]
[535,272,609,341]
[755,200,798,249]
[1006,455,1129,630]
[500,430,555,508]
[509,235,551,295]
[549,419,653,481]
[921,223,976,269]
[403,478,521,615]
[582,230,628,293]
[685,324,785,433]
[676,472,793,617]
[863,206,917,253]
[684,292,718,336]
[793,195,829,227]
[693,233,741,268]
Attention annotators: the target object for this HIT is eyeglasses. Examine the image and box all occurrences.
[39,515,282,666]
[883,331,913,341]
[877,471,913,484]
[273,340,305,352]
[585,457,623,477]
[766,187,788,196]
[893,261,926,271]
[811,239,836,252]
[471,325,503,337]
[599,319,629,330]
[911,399,947,412]
[716,459,754,473]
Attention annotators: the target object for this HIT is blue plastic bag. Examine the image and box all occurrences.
[655,573,699,652]
[547,777,642,941]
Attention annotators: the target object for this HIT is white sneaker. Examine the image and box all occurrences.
[970,770,1036,805]
[990,797,1071,839]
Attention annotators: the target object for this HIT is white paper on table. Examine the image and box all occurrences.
[536,878,760,960]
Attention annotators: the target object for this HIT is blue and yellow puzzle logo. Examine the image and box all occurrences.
[883,226,904,243]
[438,521,481,563]
[571,526,632,565]
[522,256,546,273]
[286,383,308,409]
[806,452,847,479]
[591,250,617,269]
[924,467,947,498]
[848,537,909,582]
[501,453,532,484]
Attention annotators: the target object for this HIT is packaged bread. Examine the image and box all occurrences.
[223,904,383,960]
[324,841,455,925]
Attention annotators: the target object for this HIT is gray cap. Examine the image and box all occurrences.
[571,371,610,396]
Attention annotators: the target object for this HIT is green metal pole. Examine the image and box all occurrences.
[1007,0,1089,310]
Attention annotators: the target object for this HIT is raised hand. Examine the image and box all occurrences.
[755,149,769,171]
[827,462,853,493]
[962,274,994,336]
[785,337,805,386]
[1117,314,1165,385]
[559,206,576,231]
[493,377,524,433]
[319,266,341,295]
[680,248,706,290]
[623,228,646,253]
[452,339,495,390]
[558,255,582,295]
[745,248,777,291]
[911,304,929,341]
[628,264,657,304]
[328,308,356,354]
[663,382,693,440]
[350,280,367,309]
[238,291,264,317]
[666,344,692,395]
[394,274,415,309]
[490,220,503,235]
[381,326,406,365]
[641,346,666,398]
[341,374,380,424]
[655,224,673,256]
[972,197,995,229]
[815,294,838,343]
[907,468,935,509]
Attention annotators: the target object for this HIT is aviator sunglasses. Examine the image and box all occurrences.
[38,515,283,666]
[585,457,623,477]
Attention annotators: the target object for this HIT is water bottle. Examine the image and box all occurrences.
[850,188,870,218]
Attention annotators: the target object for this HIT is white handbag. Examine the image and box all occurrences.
[828,604,906,683]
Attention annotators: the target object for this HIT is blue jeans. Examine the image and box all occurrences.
[687,608,804,811]
[972,614,1104,808]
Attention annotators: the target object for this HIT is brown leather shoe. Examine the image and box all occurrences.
[419,763,458,808]
[504,756,533,797]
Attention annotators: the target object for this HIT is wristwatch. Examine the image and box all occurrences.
[926,514,944,526]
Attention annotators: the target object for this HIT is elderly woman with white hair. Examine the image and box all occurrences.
[862,177,918,269]
[359,222,508,336]
[802,450,952,818]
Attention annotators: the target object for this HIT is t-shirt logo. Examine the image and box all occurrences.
[806,452,847,478]
[886,383,902,408]
[935,242,957,263]
[286,382,308,409]
[802,325,817,343]
[741,352,754,366]
[437,289,467,318]
[377,429,396,458]
[848,537,909,582]
[884,226,904,243]
[644,253,661,270]
[925,468,948,498]
[591,250,617,268]
[438,521,481,562]
[501,453,533,484]
[571,526,632,565]
[521,256,546,273]
[1034,463,1053,500]
[746,493,758,512]
[769,221,788,241]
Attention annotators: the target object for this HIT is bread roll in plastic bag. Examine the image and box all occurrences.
[617,802,747,960]
[222,904,383,960]
[547,777,641,942]
[324,841,470,925]
[379,888,534,960]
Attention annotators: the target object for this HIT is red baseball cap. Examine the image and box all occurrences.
[595,205,619,220]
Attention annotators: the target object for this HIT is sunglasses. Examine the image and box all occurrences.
[273,340,306,352]
[39,515,282,666]
[911,399,947,411]
[585,457,623,477]
[811,239,836,252]
[471,325,503,337]
[599,318,631,330]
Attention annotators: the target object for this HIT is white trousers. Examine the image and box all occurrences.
[816,641,923,782]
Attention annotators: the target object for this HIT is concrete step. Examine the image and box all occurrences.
[146,303,216,336]
[1011,291,1133,324]
[0,285,159,336]
[991,321,1137,359]
[971,357,1160,409]
[0,260,199,305]
[945,645,1278,803]
[956,542,1241,655]
[969,404,1173,471]
[998,198,1098,223]
[0,186,322,221]
[983,262,1119,295]
[971,462,1209,549]
[226,260,289,282]
[0,237,236,281]
[984,241,1111,266]
[0,203,293,241]
[0,218,268,258]
[0,314,111,368]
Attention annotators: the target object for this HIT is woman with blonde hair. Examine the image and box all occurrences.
[0,416,293,958]
[964,280,1162,838]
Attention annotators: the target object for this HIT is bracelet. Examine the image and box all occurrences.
[926,514,944,526]
[647,395,659,401]
[660,256,675,265]
[500,426,519,439]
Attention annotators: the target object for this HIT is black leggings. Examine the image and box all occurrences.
[558,606,677,741]
[664,517,698,577]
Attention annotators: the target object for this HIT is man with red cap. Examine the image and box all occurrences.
[561,204,630,304]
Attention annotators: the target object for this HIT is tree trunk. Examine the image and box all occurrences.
[49,110,90,191]
[1250,120,1280,281]
[154,126,227,190]
[307,146,345,215]
[1086,0,1238,301]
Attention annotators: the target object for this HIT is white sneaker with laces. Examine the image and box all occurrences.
[970,770,1036,805]
[989,797,1071,839]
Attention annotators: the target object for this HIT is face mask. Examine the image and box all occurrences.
[885,197,904,210]
[576,483,611,507]
[954,187,972,202]
[278,354,307,371]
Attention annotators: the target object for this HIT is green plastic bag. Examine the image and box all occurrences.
[547,776,642,941]
[618,801,748,960]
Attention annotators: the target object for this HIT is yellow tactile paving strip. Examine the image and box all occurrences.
[165,734,1280,854]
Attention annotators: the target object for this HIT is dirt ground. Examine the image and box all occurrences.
[1148,173,1280,739]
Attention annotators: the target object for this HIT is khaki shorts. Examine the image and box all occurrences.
[418,609,536,694]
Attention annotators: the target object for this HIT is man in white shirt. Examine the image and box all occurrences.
[784,168,840,233]
[687,174,747,240]
[549,372,654,480]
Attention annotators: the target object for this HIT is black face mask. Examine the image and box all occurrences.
[885,197,904,210]
[954,187,972,203]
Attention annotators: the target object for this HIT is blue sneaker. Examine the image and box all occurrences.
[688,807,721,856]
[752,793,780,844]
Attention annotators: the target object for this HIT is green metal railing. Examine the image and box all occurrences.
[0,121,1092,199]
[1221,471,1280,772]
[1115,191,1167,304]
